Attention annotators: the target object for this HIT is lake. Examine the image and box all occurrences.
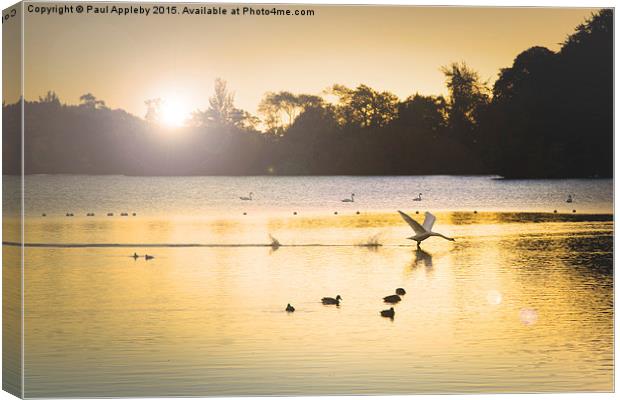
[3,175,614,396]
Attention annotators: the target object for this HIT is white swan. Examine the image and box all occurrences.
[398,210,454,247]
[412,193,422,201]
[341,193,355,202]
[240,192,253,201]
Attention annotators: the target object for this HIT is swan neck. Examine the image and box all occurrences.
[432,232,453,241]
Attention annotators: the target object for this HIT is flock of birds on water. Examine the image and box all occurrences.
[281,192,577,320]
[33,190,588,320]
[132,252,155,261]
[45,212,139,217]
[43,191,578,277]
[242,192,574,204]
[285,287,408,320]
[272,191,574,318]
[42,192,578,218]
[241,192,424,203]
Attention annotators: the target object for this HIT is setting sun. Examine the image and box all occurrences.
[160,98,190,128]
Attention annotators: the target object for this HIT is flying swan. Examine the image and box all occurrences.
[398,210,454,247]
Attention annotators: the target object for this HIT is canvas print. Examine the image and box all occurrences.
[2,2,614,397]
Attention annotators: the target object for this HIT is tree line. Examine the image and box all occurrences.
[3,10,612,178]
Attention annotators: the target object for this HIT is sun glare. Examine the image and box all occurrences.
[160,98,190,128]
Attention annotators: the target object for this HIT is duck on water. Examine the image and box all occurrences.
[321,295,342,305]
[380,307,395,319]
[383,294,401,304]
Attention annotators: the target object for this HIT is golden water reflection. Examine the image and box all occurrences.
[19,212,613,396]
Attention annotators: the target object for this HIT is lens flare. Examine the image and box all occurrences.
[519,308,539,326]
[486,290,502,305]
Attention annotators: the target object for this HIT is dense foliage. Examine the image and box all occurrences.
[3,10,612,177]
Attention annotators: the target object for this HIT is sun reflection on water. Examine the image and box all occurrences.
[13,210,614,396]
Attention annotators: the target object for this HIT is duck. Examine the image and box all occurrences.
[380,307,395,319]
[321,295,342,305]
[383,294,401,304]
[413,193,423,201]
[395,288,406,296]
[145,254,154,260]
[566,194,574,203]
[285,303,295,312]
[132,252,139,260]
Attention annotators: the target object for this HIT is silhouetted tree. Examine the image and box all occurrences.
[329,84,398,129]
[206,78,235,125]
[144,98,162,124]
[486,9,612,178]
[441,62,489,147]
[192,78,258,131]
[6,10,612,178]
[79,93,106,109]
[38,91,61,106]
[258,91,324,134]
[397,94,447,136]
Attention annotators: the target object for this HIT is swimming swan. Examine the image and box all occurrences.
[412,193,422,201]
[398,210,454,248]
[240,192,254,201]
[341,193,355,202]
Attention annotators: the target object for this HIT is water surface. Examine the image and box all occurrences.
[4,175,613,396]
[5,175,613,219]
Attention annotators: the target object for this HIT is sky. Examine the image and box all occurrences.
[12,4,602,121]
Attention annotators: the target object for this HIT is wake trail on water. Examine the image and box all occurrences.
[2,241,406,249]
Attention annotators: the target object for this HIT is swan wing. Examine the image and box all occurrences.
[398,210,426,234]
[422,212,436,231]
